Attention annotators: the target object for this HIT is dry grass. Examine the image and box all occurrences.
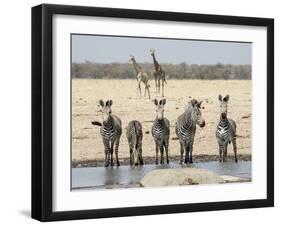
[72,79,251,164]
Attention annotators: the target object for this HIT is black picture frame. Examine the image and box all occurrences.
[32,3,274,222]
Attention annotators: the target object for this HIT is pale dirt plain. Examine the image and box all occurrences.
[72,79,251,167]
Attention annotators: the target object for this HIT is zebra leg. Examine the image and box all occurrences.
[232,139,238,163]
[103,139,110,167]
[184,143,190,164]
[115,138,120,166]
[180,142,184,164]
[155,141,159,165]
[139,147,144,165]
[129,148,133,165]
[164,140,169,164]
[223,143,228,162]
[110,141,114,166]
[189,143,193,164]
[218,142,222,162]
[160,143,164,164]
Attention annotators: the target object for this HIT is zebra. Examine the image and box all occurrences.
[126,120,144,166]
[91,99,122,167]
[216,94,237,163]
[151,99,170,164]
[175,99,205,164]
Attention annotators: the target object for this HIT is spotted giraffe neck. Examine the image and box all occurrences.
[152,53,159,70]
[131,58,142,73]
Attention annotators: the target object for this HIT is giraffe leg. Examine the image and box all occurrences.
[157,79,161,96]
[154,73,157,93]
[162,78,164,97]
[145,83,151,99]
[138,81,142,96]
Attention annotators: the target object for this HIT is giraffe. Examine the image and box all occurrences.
[150,48,167,97]
[129,55,151,99]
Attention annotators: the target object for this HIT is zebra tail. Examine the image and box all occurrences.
[91,121,102,126]
[132,121,139,150]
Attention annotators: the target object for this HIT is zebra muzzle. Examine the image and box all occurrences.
[200,121,205,128]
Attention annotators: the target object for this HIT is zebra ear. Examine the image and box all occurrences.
[106,100,113,106]
[154,99,158,106]
[218,94,222,101]
[191,99,197,107]
[160,99,166,105]
[197,101,203,108]
[224,95,229,102]
[99,99,104,107]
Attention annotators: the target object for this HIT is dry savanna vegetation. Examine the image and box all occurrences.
[72,79,251,167]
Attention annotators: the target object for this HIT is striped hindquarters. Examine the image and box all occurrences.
[126,120,143,149]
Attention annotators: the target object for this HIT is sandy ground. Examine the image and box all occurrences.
[72,79,251,166]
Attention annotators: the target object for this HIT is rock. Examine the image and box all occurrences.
[221,175,251,183]
[140,168,224,187]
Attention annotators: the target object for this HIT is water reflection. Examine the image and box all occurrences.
[72,161,251,189]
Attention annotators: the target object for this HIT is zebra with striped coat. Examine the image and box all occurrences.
[152,99,170,164]
[91,99,122,167]
[176,99,205,164]
[216,94,237,163]
[126,120,144,166]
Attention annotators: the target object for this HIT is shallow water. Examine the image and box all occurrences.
[72,161,251,190]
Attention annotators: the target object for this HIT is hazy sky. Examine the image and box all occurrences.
[72,34,251,65]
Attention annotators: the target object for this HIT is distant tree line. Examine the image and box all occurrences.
[72,61,251,80]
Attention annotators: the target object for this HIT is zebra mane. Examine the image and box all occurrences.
[183,104,196,126]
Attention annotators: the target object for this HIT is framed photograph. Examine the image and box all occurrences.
[32,4,274,221]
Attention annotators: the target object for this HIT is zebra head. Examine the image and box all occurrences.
[218,94,229,119]
[154,98,166,120]
[190,99,205,128]
[98,99,113,122]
